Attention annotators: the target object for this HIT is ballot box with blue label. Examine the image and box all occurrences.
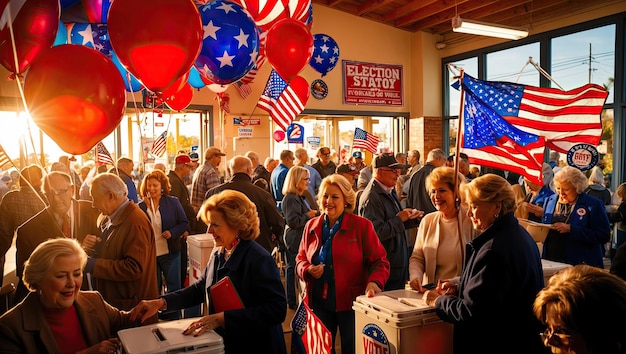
[353,289,453,354]
[118,318,224,354]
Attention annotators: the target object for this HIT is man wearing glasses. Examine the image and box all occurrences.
[14,171,100,302]
[358,153,423,290]
[312,147,337,180]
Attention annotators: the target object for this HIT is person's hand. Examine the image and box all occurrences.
[553,222,571,233]
[162,230,172,239]
[307,264,325,279]
[436,279,457,296]
[81,234,100,251]
[181,231,189,239]
[129,298,165,323]
[409,278,427,292]
[409,209,424,220]
[524,203,544,217]
[183,313,225,336]
[77,338,119,353]
[307,209,318,218]
[424,289,439,307]
[365,282,382,297]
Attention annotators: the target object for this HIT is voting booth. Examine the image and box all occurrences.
[353,289,453,354]
[118,318,224,354]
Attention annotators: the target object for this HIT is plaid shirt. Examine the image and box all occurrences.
[0,188,47,256]
[191,163,220,211]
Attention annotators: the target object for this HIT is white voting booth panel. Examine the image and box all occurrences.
[118,318,224,354]
[187,234,215,284]
[353,290,453,354]
[541,259,572,285]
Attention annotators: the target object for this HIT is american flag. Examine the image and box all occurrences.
[0,144,12,169]
[150,131,168,157]
[235,81,252,99]
[461,77,546,185]
[353,127,379,154]
[257,70,305,131]
[462,74,607,154]
[95,142,114,165]
[291,300,332,354]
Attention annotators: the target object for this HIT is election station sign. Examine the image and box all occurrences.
[343,60,403,106]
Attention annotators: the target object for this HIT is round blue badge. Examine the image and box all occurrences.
[566,144,599,171]
[361,323,390,353]
[311,79,328,100]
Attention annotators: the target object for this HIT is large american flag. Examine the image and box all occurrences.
[291,299,332,354]
[462,74,607,154]
[0,144,12,169]
[353,127,379,154]
[461,84,546,185]
[95,142,114,165]
[150,131,168,157]
[257,70,305,131]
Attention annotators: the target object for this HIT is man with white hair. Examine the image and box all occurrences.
[406,148,447,216]
[87,173,158,323]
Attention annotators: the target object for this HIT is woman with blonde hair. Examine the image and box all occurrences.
[424,174,545,353]
[282,166,318,309]
[409,166,474,292]
[296,174,389,354]
[534,264,626,353]
[131,190,287,353]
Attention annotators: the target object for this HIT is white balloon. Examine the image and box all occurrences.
[208,84,229,93]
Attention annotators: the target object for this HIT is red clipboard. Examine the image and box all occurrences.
[210,276,244,312]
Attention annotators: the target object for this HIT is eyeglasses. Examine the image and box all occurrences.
[302,177,310,181]
[539,328,571,348]
[379,168,401,174]
[320,152,331,156]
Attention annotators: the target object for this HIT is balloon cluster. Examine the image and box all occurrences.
[0,0,326,154]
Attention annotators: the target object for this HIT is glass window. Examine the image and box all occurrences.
[486,43,540,86]
[551,24,615,103]
[446,57,478,117]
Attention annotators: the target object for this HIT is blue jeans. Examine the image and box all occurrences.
[157,252,181,320]
[285,248,297,306]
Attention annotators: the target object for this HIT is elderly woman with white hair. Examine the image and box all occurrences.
[584,166,612,205]
[541,166,611,268]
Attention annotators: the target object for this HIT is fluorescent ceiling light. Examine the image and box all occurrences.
[451,15,528,40]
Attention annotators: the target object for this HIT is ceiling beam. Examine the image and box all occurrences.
[410,0,501,32]
[382,0,440,22]
[357,0,395,16]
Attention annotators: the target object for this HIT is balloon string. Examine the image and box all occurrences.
[7,4,44,168]
[126,72,148,172]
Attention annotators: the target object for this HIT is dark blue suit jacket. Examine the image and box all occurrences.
[435,213,546,354]
[162,240,287,354]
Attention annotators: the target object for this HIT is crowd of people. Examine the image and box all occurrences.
[1,146,625,353]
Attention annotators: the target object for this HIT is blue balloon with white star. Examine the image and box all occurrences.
[69,23,113,58]
[195,0,260,85]
[309,34,340,77]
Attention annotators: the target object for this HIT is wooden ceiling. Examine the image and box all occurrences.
[312,0,621,39]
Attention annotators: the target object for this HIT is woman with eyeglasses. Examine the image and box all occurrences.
[424,174,547,353]
[282,166,318,310]
[541,166,610,268]
[534,264,626,353]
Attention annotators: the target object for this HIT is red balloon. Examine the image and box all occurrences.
[0,0,60,75]
[158,71,190,102]
[273,130,286,142]
[24,45,126,155]
[288,75,310,107]
[165,82,193,111]
[265,19,313,81]
[108,0,203,93]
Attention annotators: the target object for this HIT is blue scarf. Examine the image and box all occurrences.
[318,213,344,264]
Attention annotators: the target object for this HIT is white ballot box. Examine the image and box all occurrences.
[353,289,453,354]
[541,259,572,285]
[187,233,215,284]
[118,318,224,354]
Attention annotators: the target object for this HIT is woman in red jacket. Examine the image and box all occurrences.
[296,174,390,354]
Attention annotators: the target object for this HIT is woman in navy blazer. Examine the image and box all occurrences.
[131,190,287,354]
[542,166,610,268]
[138,170,189,319]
